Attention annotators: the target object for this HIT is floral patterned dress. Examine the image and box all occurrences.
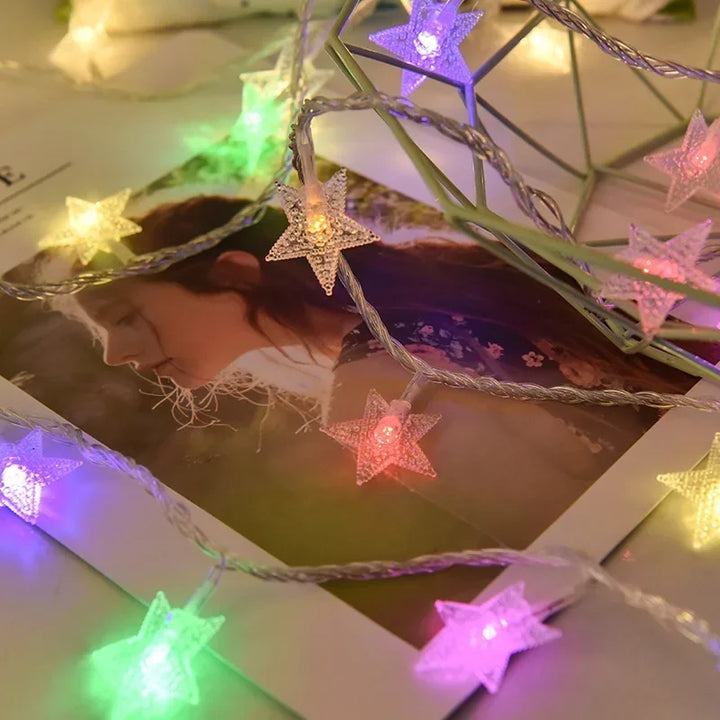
[336,309,667,462]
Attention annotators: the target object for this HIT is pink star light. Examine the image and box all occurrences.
[321,388,440,485]
[598,220,717,337]
[645,110,720,211]
[416,582,561,694]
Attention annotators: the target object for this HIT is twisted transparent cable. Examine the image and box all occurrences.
[526,0,720,82]
[1,406,719,669]
[0,0,318,301]
[290,92,720,414]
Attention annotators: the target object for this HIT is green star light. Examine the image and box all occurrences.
[91,591,225,719]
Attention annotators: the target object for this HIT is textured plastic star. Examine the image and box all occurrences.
[267,169,380,295]
[0,428,82,524]
[598,220,716,337]
[368,0,483,96]
[645,110,720,211]
[39,188,141,265]
[238,42,333,109]
[658,432,720,549]
[92,591,225,717]
[322,388,440,484]
[233,48,332,174]
[415,582,561,694]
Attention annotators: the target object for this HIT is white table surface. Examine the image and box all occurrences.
[1,1,720,718]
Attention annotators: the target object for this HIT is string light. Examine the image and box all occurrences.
[2,409,720,708]
[322,388,441,484]
[8,2,720,711]
[90,582,225,718]
[598,220,717,337]
[658,432,720,549]
[267,169,380,295]
[0,428,82,524]
[368,0,483,95]
[645,110,720,212]
[231,46,332,176]
[38,189,141,265]
[415,582,561,693]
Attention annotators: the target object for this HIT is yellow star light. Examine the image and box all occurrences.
[267,169,380,295]
[39,188,141,265]
[658,432,720,549]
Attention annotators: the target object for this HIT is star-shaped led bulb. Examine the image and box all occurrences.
[645,110,720,211]
[234,42,333,134]
[322,388,440,484]
[39,188,141,265]
[0,428,82,524]
[231,48,332,176]
[598,220,717,337]
[658,432,720,549]
[368,0,483,96]
[416,582,561,693]
[91,591,225,718]
[267,169,380,295]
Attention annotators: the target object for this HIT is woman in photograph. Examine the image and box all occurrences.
[61,190,698,548]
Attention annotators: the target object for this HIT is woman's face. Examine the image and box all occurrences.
[77,278,272,389]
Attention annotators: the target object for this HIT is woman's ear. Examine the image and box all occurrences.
[209,250,261,288]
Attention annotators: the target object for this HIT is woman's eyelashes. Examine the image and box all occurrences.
[107,307,139,328]
[115,312,138,327]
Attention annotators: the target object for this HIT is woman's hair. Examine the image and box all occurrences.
[83,194,706,391]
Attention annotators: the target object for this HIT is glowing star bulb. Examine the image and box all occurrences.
[688,140,718,174]
[658,432,720,549]
[633,256,686,282]
[368,0,483,96]
[373,414,403,446]
[0,465,40,523]
[645,110,720,211]
[305,199,334,246]
[268,169,380,295]
[242,110,263,132]
[70,23,104,48]
[0,429,82,525]
[415,582,561,694]
[414,29,441,58]
[38,188,141,265]
[598,220,716,337]
[322,389,441,485]
[91,591,225,718]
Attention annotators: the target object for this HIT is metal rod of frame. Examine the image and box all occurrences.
[472,11,545,83]
[473,93,585,178]
[568,24,592,171]
[326,0,720,380]
[461,83,487,206]
[629,68,685,122]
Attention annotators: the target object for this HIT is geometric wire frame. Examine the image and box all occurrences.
[325,0,720,382]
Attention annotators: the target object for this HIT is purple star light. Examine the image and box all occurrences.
[416,582,561,694]
[0,428,82,524]
[368,0,483,96]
